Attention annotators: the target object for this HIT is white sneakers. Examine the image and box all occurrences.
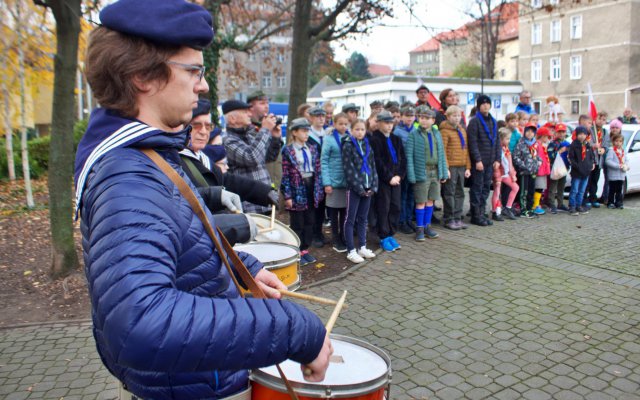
[358,247,376,259]
[347,247,376,264]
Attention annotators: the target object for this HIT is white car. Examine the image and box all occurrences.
[564,124,640,196]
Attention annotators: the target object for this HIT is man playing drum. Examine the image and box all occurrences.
[74,0,332,398]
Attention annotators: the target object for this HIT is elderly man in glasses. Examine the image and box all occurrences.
[515,90,534,115]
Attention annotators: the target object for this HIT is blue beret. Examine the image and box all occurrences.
[202,144,226,163]
[209,127,222,142]
[192,99,211,119]
[100,0,214,50]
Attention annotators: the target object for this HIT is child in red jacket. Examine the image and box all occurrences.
[532,126,552,215]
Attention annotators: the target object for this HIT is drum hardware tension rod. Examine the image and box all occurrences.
[304,290,348,377]
[270,205,276,230]
[278,289,348,308]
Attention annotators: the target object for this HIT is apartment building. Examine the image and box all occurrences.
[518,0,640,119]
[217,35,293,103]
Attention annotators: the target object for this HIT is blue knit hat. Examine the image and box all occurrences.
[100,0,214,50]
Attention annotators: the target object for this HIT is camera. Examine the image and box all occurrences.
[276,117,283,125]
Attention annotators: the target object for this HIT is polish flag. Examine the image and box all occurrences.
[587,83,598,121]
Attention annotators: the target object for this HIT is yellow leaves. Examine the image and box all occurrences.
[23,270,32,276]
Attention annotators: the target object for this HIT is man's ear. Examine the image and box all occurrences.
[132,75,155,94]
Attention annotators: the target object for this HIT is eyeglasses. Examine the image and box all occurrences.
[191,122,214,131]
[167,61,206,81]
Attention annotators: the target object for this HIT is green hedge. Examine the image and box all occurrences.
[0,119,88,181]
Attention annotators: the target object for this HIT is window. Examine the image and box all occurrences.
[417,54,424,63]
[550,57,561,81]
[531,0,542,8]
[399,95,407,104]
[571,15,582,39]
[550,20,561,42]
[248,52,256,62]
[248,80,257,88]
[571,99,580,114]
[277,73,286,88]
[550,0,559,4]
[532,23,542,45]
[261,47,269,59]
[262,72,272,88]
[531,59,542,82]
[276,52,285,63]
[570,55,582,79]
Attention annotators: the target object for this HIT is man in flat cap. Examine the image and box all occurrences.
[342,102,360,124]
[467,94,501,226]
[74,1,331,399]
[415,84,432,109]
[370,100,384,115]
[223,99,284,214]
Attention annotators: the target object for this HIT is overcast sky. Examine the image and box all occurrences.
[332,0,474,69]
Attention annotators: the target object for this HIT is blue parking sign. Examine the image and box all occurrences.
[493,98,501,109]
[467,92,475,104]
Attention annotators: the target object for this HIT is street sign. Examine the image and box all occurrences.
[467,92,475,104]
[493,98,502,109]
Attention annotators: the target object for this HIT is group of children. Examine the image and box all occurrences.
[279,99,630,265]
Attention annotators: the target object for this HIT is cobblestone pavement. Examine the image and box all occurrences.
[1,196,639,399]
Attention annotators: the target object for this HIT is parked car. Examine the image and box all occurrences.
[564,124,640,196]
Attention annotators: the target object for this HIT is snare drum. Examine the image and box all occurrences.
[234,242,301,291]
[248,213,301,248]
[250,334,391,399]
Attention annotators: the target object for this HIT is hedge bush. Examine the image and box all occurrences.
[0,119,88,181]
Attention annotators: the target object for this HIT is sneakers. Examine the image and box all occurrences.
[311,237,324,248]
[579,207,590,215]
[550,207,558,214]
[520,210,535,219]
[415,227,426,241]
[323,219,331,227]
[346,250,365,264]
[558,205,569,212]
[592,202,601,208]
[533,206,546,215]
[444,221,461,230]
[388,236,401,250]
[358,247,376,259]
[399,222,414,235]
[332,242,347,253]
[425,225,439,239]
[492,212,505,222]
[380,237,395,252]
[569,207,579,216]
[502,208,517,220]
[471,217,489,226]
[300,251,317,266]
[585,202,592,208]
[607,203,615,209]
[617,205,624,209]
[456,220,469,229]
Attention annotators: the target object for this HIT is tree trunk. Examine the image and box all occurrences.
[16,2,34,207]
[47,0,81,278]
[287,0,314,126]
[203,0,223,123]
[2,79,15,181]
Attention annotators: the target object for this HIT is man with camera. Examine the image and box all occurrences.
[224,98,283,214]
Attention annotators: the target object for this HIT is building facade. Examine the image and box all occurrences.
[217,35,293,103]
[518,0,640,120]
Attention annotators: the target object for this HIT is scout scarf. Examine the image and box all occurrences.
[332,130,346,154]
[525,137,537,157]
[351,135,371,175]
[302,146,311,172]
[386,135,398,164]
[425,129,434,158]
[457,127,466,149]
[581,142,587,160]
[476,112,497,145]
[614,147,625,167]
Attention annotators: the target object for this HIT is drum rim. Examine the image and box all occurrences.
[249,213,301,247]
[250,334,391,398]
[233,242,300,267]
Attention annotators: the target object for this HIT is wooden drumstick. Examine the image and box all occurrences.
[278,289,347,308]
[270,204,276,230]
[304,290,348,377]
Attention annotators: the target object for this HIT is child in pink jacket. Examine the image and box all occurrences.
[532,126,552,215]
[492,128,520,220]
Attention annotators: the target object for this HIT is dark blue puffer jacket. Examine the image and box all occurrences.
[77,111,326,399]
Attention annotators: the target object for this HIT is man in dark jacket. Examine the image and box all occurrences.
[467,95,501,226]
[568,126,596,216]
[74,1,332,399]
[370,111,407,252]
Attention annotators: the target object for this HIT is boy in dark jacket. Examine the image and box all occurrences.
[513,123,542,218]
[568,126,596,216]
[370,111,407,252]
[467,95,501,226]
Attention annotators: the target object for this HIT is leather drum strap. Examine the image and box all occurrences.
[141,149,300,400]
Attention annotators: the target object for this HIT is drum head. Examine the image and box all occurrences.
[249,213,301,248]
[251,334,391,397]
[234,243,299,266]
